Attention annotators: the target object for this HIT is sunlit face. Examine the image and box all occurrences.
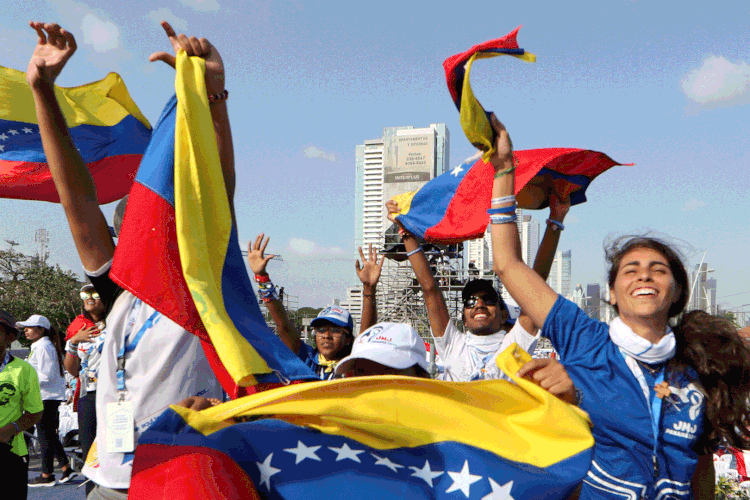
[610,247,680,323]
[463,293,506,335]
[81,289,105,317]
[314,323,352,360]
[24,326,45,343]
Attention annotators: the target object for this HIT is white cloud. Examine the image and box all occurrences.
[303,146,337,162]
[179,0,220,11]
[565,214,580,224]
[80,13,120,53]
[681,55,750,108]
[288,238,346,256]
[683,198,706,212]
[148,8,188,31]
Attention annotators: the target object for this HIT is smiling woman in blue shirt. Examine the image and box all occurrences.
[484,112,750,500]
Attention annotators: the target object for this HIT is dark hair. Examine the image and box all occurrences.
[40,327,65,378]
[670,310,750,451]
[605,236,689,318]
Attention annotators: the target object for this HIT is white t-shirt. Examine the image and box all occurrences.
[27,336,66,400]
[82,265,221,490]
[432,319,538,382]
[65,320,106,395]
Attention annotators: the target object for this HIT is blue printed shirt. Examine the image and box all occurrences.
[543,296,706,500]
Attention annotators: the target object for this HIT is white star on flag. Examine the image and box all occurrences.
[409,460,443,487]
[328,443,365,463]
[0,145,4,152]
[0,133,8,141]
[451,164,464,177]
[284,440,322,464]
[8,129,18,135]
[446,460,483,498]
[256,453,281,490]
[482,478,515,500]
[371,453,404,473]
[22,127,33,134]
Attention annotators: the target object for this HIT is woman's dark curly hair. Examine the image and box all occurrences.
[670,310,750,452]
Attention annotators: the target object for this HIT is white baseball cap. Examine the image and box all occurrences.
[16,314,51,330]
[335,322,430,375]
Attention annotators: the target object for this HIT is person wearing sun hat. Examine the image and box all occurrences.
[334,322,431,379]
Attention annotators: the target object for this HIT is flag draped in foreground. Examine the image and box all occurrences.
[129,345,594,500]
[110,52,315,397]
[392,148,629,244]
[443,27,535,160]
[0,66,150,203]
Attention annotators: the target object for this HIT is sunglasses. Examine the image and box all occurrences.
[80,292,101,301]
[463,295,499,309]
[314,325,349,337]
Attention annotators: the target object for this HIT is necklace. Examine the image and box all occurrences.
[636,359,664,376]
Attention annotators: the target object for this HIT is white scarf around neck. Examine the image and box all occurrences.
[609,316,675,364]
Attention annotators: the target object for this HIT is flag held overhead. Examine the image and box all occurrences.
[0,66,151,203]
[443,27,535,160]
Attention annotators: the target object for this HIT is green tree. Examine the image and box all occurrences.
[720,311,739,327]
[0,243,81,346]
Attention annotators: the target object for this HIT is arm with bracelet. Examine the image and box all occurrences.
[385,201,451,337]
[247,234,301,354]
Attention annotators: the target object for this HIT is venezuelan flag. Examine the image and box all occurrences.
[110,52,315,398]
[392,149,629,244]
[129,345,594,500]
[443,27,535,161]
[0,66,150,203]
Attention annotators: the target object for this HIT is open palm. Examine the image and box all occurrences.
[26,22,77,88]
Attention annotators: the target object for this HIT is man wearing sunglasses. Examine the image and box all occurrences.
[386,188,572,389]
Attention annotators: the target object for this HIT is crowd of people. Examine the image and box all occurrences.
[1,18,750,500]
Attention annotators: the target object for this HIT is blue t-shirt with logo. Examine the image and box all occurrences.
[542,296,707,500]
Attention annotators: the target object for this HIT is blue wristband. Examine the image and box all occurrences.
[406,246,423,257]
[487,205,517,215]
[546,219,565,231]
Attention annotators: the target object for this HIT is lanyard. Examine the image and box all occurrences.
[0,352,11,372]
[620,349,665,478]
[116,299,161,400]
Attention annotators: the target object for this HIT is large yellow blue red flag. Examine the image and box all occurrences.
[129,345,594,500]
[0,66,150,203]
[110,52,315,398]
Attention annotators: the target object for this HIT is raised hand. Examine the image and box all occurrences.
[356,244,385,288]
[26,22,77,89]
[148,21,225,95]
[247,233,274,276]
[488,113,514,169]
[549,187,571,222]
[385,200,414,239]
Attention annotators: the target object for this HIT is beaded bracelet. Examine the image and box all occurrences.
[491,195,516,205]
[493,165,515,179]
[546,219,565,231]
[487,205,517,215]
[208,89,229,103]
[406,246,424,257]
[254,274,270,284]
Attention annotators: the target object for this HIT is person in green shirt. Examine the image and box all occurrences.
[0,308,44,499]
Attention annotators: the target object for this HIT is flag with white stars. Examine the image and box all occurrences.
[129,345,594,500]
[0,66,151,203]
[389,148,629,245]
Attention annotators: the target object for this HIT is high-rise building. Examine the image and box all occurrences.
[689,263,716,313]
[465,228,492,276]
[547,250,572,298]
[585,283,601,321]
[520,214,540,267]
[352,124,450,325]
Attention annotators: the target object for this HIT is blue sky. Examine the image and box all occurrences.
[1,0,749,315]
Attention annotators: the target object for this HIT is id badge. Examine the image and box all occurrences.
[106,401,135,453]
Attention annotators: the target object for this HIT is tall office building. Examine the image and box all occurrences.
[352,124,450,325]
[547,250,572,298]
[520,214,540,267]
[585,283,601,321]
[689,263,716,313]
